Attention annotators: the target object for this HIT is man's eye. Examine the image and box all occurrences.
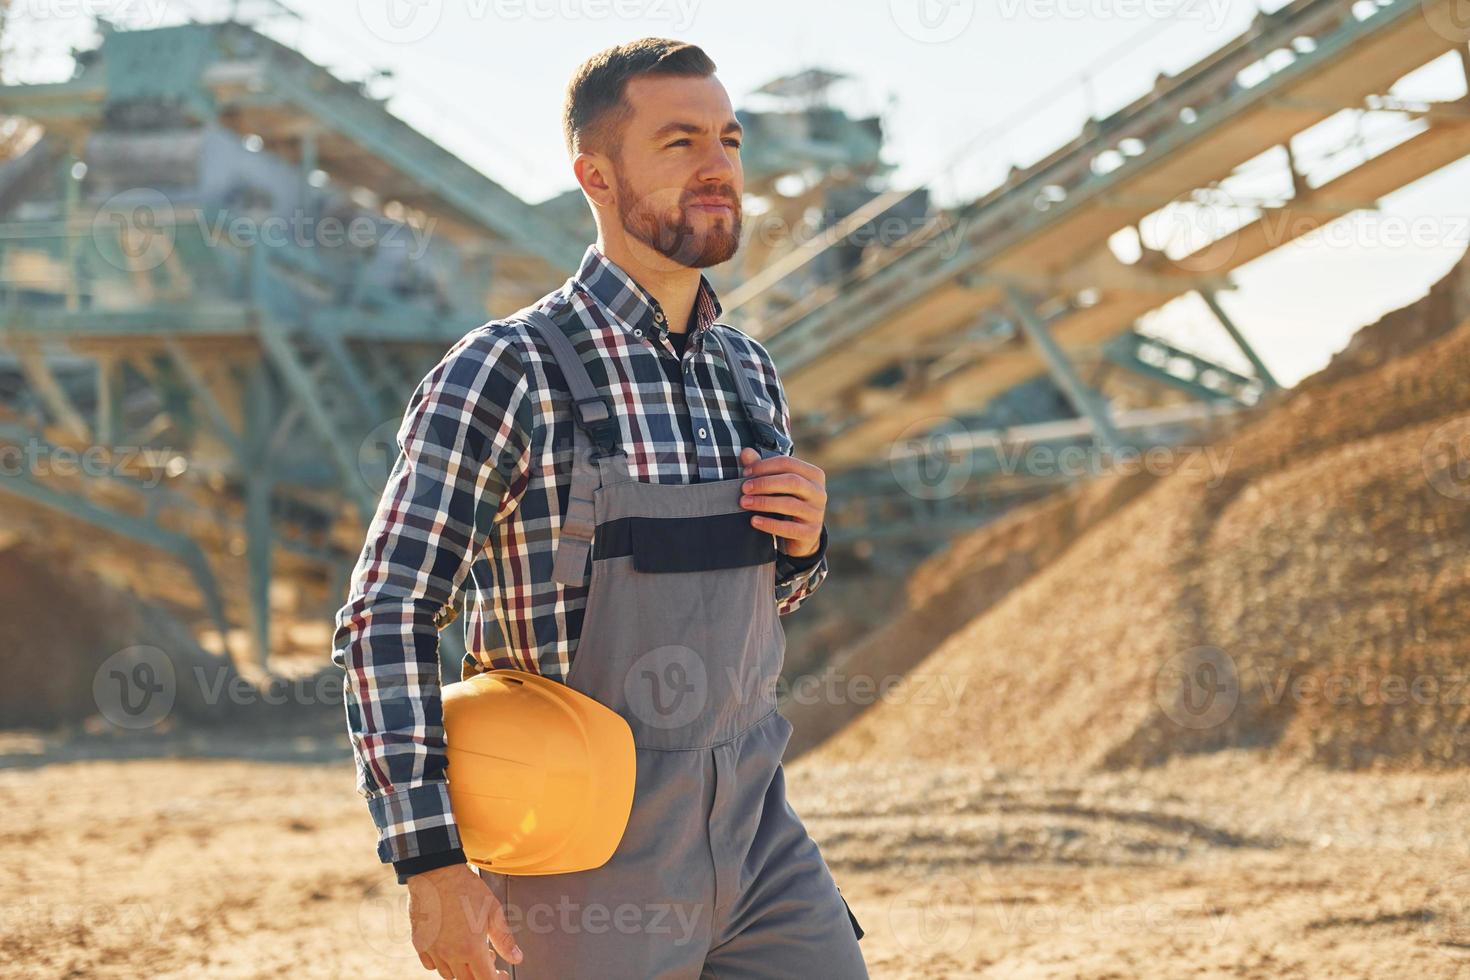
[724,139,742,149]
[667,139,691,147]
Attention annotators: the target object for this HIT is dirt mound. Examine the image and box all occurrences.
[0,539,277,730]
[783,471,1159,757]
[811,249,1470,772]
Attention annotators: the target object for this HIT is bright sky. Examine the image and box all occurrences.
[11,0,1469,386]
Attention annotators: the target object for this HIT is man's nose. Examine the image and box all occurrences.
[697,142,737,183]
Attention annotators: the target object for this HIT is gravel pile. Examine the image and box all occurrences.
[813,249,1470,771]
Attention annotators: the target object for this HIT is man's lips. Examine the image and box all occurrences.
[688,199,736,213]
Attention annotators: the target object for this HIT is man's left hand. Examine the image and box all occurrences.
[738,447,826,559]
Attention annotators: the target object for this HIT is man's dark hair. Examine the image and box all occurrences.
[563,38,717,160]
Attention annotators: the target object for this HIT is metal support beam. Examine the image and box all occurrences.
[162,337,246,458]
[95,355,121,445]
[1263,94,1470,120]
[264,68,583,271]
[11,340,91,440]
[317,332,389,423]
[243,358,275,668]
[5,335,93,442]
[1104,330,1262,405]
[60,149,80,312]
[360,343,409,411]
[244,472,273,668]
[256,319,376,523]
[267,400,305,460]
[1002,283,1124,451]
[1198,288,1280,391]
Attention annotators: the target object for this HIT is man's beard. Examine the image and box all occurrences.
[616,175,742,268]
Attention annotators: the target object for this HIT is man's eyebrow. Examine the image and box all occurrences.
[650,120,744,140]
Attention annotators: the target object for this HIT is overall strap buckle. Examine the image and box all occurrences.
[748,420,784,455]
[572,395,620,458]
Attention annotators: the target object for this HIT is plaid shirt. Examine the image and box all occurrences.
[332,244,830,881]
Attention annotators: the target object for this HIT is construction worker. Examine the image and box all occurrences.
[332,37,867,979]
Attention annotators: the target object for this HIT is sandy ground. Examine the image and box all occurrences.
[3,721,1469,979]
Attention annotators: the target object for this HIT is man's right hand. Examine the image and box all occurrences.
[407,864,523,979]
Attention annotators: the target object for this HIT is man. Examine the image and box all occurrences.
[332,38,866,979]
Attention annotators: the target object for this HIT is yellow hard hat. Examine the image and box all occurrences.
[442,668,636,876]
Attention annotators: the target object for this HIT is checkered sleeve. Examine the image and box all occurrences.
[331,326,533,872]
[763,352,829,617]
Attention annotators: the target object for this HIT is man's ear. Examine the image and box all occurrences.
[573,152,615,210]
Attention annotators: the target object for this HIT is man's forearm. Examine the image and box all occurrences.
[334,592,466,872]
[332,327,532,881]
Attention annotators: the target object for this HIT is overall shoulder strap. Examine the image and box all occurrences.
[707,325,784,456]
[520,308,621,458]
[514,308,622,588]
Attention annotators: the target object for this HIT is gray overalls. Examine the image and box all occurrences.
[474,310,868,979]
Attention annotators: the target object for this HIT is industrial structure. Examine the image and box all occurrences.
[735,0,1470,543]
[0,0,1466,667]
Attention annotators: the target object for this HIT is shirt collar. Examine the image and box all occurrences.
[572,243,723,348]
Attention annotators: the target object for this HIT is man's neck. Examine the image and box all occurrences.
[596,235,700,334]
